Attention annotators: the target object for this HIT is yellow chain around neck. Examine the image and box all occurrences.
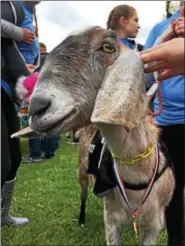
[111,143,155,165]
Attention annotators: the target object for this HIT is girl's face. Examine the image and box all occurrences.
[120,11,140,38]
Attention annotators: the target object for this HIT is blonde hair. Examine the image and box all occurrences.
[107,5,136,30]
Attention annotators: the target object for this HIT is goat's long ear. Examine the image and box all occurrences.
[91,49,148,130]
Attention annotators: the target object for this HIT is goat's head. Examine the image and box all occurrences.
[28,26,120,135]
[12,26,148,139]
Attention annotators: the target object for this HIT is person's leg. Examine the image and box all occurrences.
[43,136,61,159]
[29,137,42,159]
[1,89,29,226]
[40,137,44,154]
[1,101,11,188]
[43,137,53,158]
[22,137,42,163]
[160,124,184,245]
[55,136,61,150]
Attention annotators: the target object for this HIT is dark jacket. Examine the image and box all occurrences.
[1,0,30,96]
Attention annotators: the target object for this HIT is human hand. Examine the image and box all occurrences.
[22,28,34,44]
[140,38,185,80]
[174,6,184,36]
[175,17,185,36]
[26,64,36,73]
[158,6,184,43]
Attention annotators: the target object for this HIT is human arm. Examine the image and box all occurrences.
[1,19,34,43]
[1,1,32,81]
[1,19,23,41]
[140,38,185,80]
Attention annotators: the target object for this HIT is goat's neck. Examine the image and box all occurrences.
[97,117,158,160]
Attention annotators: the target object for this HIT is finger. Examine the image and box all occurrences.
[175,23,184,31]
[140,39,170,56]
[28,30,34,35]
[158,69,178,81]
[140,45,161,56]
[171,19,177,25]
[161,26,176,42]
[175,25,185,35]
[180,6,185,17]
[176,17,184,22]
[176,29,185,36]
[141,48,166,64]
[175,23,184,30]
[29,38,34,43]
[140,45,163,57]
[29,34,34,39]
[27,40,33,44]
[144,61,168,73]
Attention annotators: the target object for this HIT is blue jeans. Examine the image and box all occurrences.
[29,137,42,158]
[41,136,61,158]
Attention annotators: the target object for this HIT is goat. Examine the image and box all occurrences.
[12,26,175,245]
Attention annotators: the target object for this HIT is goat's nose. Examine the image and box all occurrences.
[29,94,51,116]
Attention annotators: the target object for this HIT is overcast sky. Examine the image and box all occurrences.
[36,1,167,52]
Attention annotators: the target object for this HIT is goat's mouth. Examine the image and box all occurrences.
[31,106,77,135]
[11,107,77,139]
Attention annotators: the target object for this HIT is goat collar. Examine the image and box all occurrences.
[112,139,159,215]
[112,139,160,235]
[111,142,155,165]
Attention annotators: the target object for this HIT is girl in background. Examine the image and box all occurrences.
[107,4,140,50]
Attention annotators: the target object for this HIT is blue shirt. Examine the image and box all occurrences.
[16,1,39,64]
[120,38,135,50]
[144,9,184,126]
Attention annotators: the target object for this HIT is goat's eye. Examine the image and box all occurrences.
[102,43,115,53]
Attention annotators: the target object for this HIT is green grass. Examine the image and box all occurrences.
[2,137,167,245]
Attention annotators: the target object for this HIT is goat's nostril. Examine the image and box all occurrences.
[28,94,51,116]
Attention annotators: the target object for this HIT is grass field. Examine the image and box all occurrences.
[2,136,167,245]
